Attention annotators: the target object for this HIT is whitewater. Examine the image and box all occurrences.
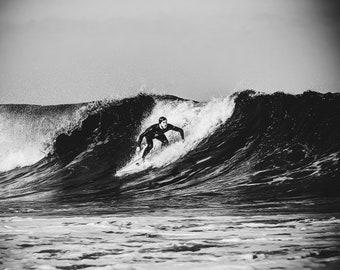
[1,90,340,269]
[117,96,234,175]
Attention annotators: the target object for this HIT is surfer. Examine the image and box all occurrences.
[137,116,184,160]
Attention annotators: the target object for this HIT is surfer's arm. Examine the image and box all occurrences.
[137,132,146,148]
[169,124,184,140]
[137,125,155,147]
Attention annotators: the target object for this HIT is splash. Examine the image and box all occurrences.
[0,103,88,171]
[117,96,235,174]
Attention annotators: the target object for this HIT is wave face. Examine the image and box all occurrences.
[0,91,339,214]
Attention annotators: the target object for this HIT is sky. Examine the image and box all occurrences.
[0,0,339,104]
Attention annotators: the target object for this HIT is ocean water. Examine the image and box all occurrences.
[1,90,340,269]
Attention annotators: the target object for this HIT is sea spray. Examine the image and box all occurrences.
[0,102,100,171]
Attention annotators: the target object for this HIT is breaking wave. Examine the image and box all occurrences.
[0,91,339,213]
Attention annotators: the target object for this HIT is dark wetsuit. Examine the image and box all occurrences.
[137,123,184,159]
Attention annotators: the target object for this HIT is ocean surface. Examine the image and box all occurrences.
[1,90,340,269]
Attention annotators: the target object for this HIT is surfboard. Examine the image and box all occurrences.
[115,142,165,177]
[115,157,149,176]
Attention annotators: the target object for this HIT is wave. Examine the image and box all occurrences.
[0,90,339,210]
[0,103,90,171]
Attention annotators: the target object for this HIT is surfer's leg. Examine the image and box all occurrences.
[142,137,153,160]
[157,134,169,147]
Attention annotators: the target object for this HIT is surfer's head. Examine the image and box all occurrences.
[159,116,167,129]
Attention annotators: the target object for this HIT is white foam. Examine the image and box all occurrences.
[0,144,45,171]
[117,96,235,174]
[0,105,88,172]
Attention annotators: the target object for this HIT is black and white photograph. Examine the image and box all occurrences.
[1,0,340,269]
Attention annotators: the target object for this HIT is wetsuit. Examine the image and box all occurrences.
[137,123,184,159]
